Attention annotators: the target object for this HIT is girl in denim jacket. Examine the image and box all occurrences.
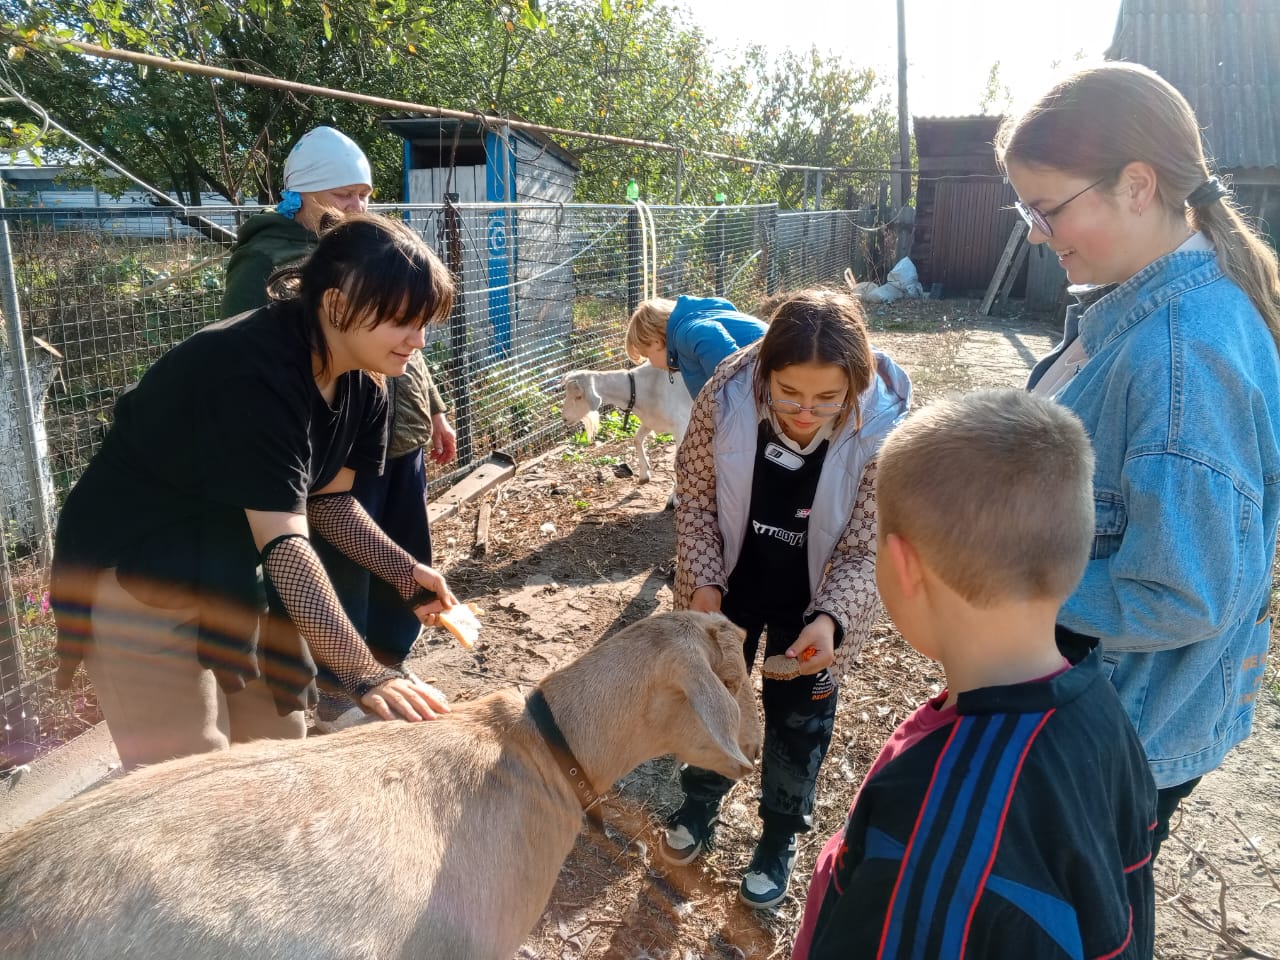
[997,62,1280,858]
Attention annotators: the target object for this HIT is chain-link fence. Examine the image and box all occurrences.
[0,199,874,766]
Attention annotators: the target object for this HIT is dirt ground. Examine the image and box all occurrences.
[406,298,1280,960]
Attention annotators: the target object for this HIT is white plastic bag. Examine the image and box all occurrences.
[887,257,924,297]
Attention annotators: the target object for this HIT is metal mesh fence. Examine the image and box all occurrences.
[0,199,869,764]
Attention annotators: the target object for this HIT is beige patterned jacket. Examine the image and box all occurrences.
[673,347,885,681]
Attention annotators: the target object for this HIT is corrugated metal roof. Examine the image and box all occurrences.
[1106,0,1280,170]
[912,116,1004,165]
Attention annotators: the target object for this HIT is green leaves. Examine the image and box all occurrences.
[0,0,895,207]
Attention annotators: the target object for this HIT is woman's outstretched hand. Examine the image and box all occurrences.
[362,674,450,722]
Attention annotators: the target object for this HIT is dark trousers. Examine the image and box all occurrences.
[1151,776,1203,861]
[313,449,432,667]
[680,595,839,836]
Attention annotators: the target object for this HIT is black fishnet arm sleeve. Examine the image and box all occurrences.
[261,534,405,697]
[307,492,434,606]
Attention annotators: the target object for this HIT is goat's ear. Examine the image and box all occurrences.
[675,651,749,768]
[563,376,582,400]
[583,379,602,411]
[703,616,747,673]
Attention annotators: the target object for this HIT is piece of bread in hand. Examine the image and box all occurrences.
[761,647,816,680]
[761,654,801,680]
[438,602,483,649]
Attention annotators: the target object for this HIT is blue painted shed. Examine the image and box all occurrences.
[382,118,580,359]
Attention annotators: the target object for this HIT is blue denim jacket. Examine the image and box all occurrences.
[1030,250,1280,788]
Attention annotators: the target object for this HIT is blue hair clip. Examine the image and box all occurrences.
[277,190,302,219]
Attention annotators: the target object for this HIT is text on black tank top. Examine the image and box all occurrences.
[727,420,830,613]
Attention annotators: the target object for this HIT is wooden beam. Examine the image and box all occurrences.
[980,222,1028,317]
[427,452,516,526]
[997,239,1031,308]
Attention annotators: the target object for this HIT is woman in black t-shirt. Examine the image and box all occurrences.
[51,213,460,770]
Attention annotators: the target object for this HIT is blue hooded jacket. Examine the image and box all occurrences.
[665,295,767,399]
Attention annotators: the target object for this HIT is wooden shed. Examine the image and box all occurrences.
[382,118,581,358]
[910,117,1022,296]
[910,116,1067,309]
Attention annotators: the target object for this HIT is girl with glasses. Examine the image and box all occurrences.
[999,62,1280,858]
[661,288,911,909]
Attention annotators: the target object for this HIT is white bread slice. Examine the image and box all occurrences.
[438,602,483,649]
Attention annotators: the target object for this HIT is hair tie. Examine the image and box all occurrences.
[277,190,303,219]
[1186,177,1228,208]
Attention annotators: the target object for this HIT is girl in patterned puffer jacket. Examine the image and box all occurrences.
[664,288,911,909]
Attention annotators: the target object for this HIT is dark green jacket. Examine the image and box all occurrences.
[222,211,314,319]
[221,210,448,453]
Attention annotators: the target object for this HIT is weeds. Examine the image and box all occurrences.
[561,450,622,465]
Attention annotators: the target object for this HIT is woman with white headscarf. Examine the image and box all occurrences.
[223,126,375,314]
[223,127,457,727]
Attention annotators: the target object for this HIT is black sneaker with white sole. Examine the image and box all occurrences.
[739,830,798,909]
[658,799,719,866]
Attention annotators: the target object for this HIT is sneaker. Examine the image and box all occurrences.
[310,689,369,735]
[659,799,718,866]
[739,831,797,909]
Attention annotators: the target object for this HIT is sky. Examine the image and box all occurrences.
[683,0,1124,118]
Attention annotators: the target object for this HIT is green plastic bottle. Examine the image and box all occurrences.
[714,191,726,204]
[625,178,640,201]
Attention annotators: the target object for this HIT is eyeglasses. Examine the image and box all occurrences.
[767,392,847,418]
[1014,178,1106,238]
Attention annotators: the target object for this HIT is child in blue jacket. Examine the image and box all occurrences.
[626,295,767,399]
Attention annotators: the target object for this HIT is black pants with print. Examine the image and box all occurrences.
[680,594,839,835]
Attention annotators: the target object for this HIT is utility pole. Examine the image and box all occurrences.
[894,0,914,259]
[901,0,911,209]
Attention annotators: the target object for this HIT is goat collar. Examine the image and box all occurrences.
[621,369,637,431]
[525,688,605,825]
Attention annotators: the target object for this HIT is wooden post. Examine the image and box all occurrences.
[997,240,1031,309]
[979,222,1028,317]
[473,498,493,558]
[443,194,473,466]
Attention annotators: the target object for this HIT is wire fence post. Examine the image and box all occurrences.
[443,195,474,467]
[626,206,642,315]
[764,205,779,295]
[714,200,727,297]
[0,193,54,568]
[0,487,35,768]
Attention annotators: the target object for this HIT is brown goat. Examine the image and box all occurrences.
[0,610,762,960]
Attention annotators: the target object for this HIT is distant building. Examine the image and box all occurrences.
[0,149,232,238]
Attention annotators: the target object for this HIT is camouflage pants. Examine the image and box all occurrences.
[680,599,839,835]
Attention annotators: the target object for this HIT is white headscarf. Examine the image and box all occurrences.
[282,126,372,193]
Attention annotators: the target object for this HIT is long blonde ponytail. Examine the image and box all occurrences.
[1192,194,1280,350]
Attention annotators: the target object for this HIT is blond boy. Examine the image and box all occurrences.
[794,389,1156,960]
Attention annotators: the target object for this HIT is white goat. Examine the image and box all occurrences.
[561,363,692,506]
[0,611,761,960]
